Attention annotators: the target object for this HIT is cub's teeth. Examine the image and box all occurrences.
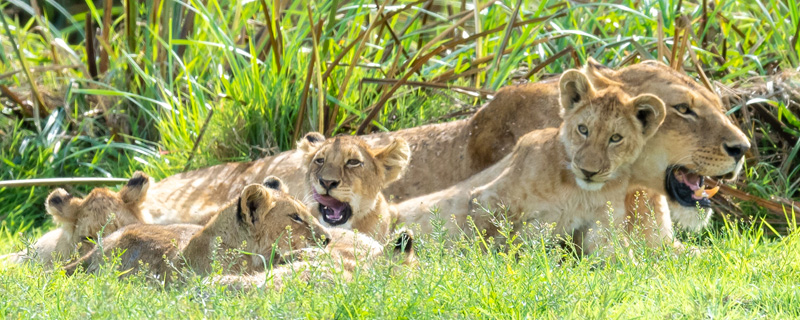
[694,188,705,198]
[705,186,720,198]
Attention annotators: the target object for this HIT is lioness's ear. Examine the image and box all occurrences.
[631,94,667,139]
[45,188,77,225]
[119,171,150,205]
[387,228,416,266]
[297,132,325,154]
[582,58,622,90]
[373,138,411,185]
[237,184,273,227]
[262,175,289,193]
[559,70,595,117]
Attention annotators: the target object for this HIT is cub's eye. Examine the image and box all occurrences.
[314,158,324,165]
[577,124,589,136]
[346,159,362,167]
[609,134,623,143]
[673,103,694,116]
[289,213,303,223]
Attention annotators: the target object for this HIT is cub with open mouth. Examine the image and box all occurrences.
[298,132,411,240]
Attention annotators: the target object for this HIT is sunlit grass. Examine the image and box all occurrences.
[1,217,799,318]
[1,0,799,316]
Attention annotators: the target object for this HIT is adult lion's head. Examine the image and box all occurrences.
[584,58,751,227]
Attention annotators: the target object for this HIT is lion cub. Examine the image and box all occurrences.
[297,133,410,240]
[396,70,666,255]
[2,171,150,267]
[211,227,417,291]
[65,177,330,282]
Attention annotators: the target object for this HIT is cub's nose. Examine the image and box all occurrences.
[723,143,749,161]
[319,178,340,191]
[580,168,599,179]
[321,236,331,246]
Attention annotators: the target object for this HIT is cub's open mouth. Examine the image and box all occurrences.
[665,166,720,208]
[312,190,352,226]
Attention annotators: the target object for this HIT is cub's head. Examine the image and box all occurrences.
[298,132,410,227]
[559,69,666,191]
[235,177,330,256]
[584,58,751,226]
[45,171,150,244]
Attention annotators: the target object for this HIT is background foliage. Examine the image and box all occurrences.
[1,0,799,317]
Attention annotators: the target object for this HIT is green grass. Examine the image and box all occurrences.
[1,0,800,317]
[2,219,799,318]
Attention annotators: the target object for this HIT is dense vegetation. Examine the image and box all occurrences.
[1,0,799,317]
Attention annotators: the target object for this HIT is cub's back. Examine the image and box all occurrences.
[87,224,203,276]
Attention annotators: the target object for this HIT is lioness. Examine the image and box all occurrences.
[2,172,150,266]
[211,227,416,291]
[297,132,410,240]
[465,59,749,247]
[143,59,749,248]
[396,69,666,255]
[64,177,330,282]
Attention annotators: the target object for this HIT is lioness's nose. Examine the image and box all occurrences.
[319,178,340,191]
[580,168,599,179]
[723,143,749,161]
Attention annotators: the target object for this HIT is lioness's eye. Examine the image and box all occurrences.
[577,124,589,136]
[314,158,324,165]
[609,134,623,143]
[346,159,362,167]
[290,213,303,223]
[673,103,694,115]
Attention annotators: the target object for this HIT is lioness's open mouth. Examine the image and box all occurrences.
[665,166,720,208]
[312,190,352,226]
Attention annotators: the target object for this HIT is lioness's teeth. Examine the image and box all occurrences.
[705,186,720,198]
[693,186,720,199]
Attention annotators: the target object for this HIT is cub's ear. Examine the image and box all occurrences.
[120,171,150,205]
[631,94,667,139]
[558,69,595,117]
[388,228,417,266]
[262,175,289,193]
[45,188,77,225]
[297,132,325,154]
[373,138,411,185]
[237,184,273,227]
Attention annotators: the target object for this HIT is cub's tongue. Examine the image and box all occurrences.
[312,190,348,219]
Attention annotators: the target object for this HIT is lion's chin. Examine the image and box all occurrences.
[576,179,605,191]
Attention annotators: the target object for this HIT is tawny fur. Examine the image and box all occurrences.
[64,178,330,283]
[297,133,410,240]
[142,60,749,250]
[210,227,417,291]
[2,171,150,267]
[396,70,667,256]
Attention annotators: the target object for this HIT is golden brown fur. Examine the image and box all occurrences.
[396,70,666,255]
[2,172,150,266]
[143,60,749,250]
[297,132,410,240]
[64,177,330,283]
[466,59,749,248]
[210,227,416,291]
